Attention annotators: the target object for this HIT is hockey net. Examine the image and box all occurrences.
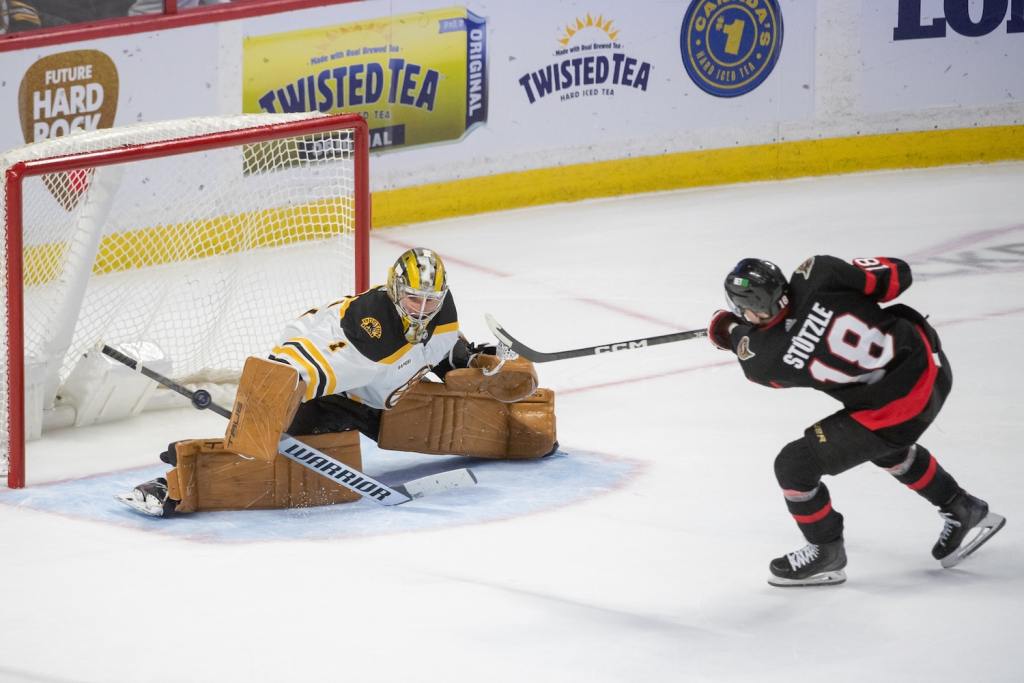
[1,113,369,488]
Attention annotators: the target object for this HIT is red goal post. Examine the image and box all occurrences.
[2,113,370,488]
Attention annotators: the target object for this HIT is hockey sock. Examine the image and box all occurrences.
[877,445,960,507]
[782,482,844,544]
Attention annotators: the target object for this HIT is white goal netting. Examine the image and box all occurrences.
[1,113,367,484]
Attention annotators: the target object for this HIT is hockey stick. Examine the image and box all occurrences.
[485,314,708,363]
[101,345,232,418]
[101,345,476,505]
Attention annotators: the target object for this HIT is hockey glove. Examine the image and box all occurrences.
[449,337,498,369]
[433,337,499,380]
[708,310,741,351]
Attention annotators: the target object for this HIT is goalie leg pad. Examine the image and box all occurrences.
[167,431,362,512]
[286,432,364,507]
[508,389,557,458]
[377,382,556,459]
[223,356,306,461]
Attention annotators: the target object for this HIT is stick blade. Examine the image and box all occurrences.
[399,468,478,500]
[485,313,548,361]
[485,313,513,347]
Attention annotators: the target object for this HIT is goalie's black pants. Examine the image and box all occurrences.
[773,349,960,545]
[287,394,383,441]
[158,395,382,467]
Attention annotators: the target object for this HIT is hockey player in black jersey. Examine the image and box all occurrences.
[708,256,1005,586]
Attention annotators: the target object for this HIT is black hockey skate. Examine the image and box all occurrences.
[768,539,847,587]
[932,491,1006,568]
[115,477,177,518]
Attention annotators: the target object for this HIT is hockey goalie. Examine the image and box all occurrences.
[118,247,557,516]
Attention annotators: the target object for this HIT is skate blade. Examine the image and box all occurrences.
[768,569,847,587]
[941,512,1006,568]
[114,492,166,518]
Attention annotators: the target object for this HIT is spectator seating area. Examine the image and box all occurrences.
[1,0,234,33]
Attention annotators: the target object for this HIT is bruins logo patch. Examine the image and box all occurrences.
[360,317,382,339]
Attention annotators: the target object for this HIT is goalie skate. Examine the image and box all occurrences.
[115,477,176,518]
[933,492,1006,569]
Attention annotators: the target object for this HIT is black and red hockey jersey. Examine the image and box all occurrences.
[724,255,944,432]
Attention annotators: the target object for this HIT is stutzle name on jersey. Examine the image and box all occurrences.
[783,302,834,370]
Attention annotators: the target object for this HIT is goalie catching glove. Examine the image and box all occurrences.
[436,336,538,403]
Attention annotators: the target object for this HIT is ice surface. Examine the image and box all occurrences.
[2,164,1022,683]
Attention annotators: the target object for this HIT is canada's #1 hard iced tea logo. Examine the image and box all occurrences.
[679,0,783,97]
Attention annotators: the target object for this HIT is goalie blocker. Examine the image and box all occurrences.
[152,354,555,514]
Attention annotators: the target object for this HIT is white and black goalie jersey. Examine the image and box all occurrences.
[269,286,460,410]
[725,255,943,432]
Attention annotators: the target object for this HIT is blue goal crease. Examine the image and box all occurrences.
[0,447,637,543]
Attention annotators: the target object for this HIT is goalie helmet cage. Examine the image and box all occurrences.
[2,113,370,489]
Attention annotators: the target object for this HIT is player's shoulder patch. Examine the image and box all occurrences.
[794,256,815,279]
[340,287,408,362]
[736,336,756,361]
[360,316,383,339]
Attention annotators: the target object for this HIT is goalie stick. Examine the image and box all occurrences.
[485,314,708,363]
[101,345,477,506]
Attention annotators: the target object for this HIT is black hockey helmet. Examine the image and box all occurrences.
[724,258,790,323]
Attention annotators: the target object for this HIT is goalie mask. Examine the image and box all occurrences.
[387,247,448,342]
[724,258,790,325]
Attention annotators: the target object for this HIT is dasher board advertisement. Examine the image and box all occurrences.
[243,6,487,151]
[0,29,220,157]
[862,0,1024,113]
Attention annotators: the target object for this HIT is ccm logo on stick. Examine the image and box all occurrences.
[595,341,648,354]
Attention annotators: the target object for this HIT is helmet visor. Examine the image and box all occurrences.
[728,290,777,322]
[398,288,444,322]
